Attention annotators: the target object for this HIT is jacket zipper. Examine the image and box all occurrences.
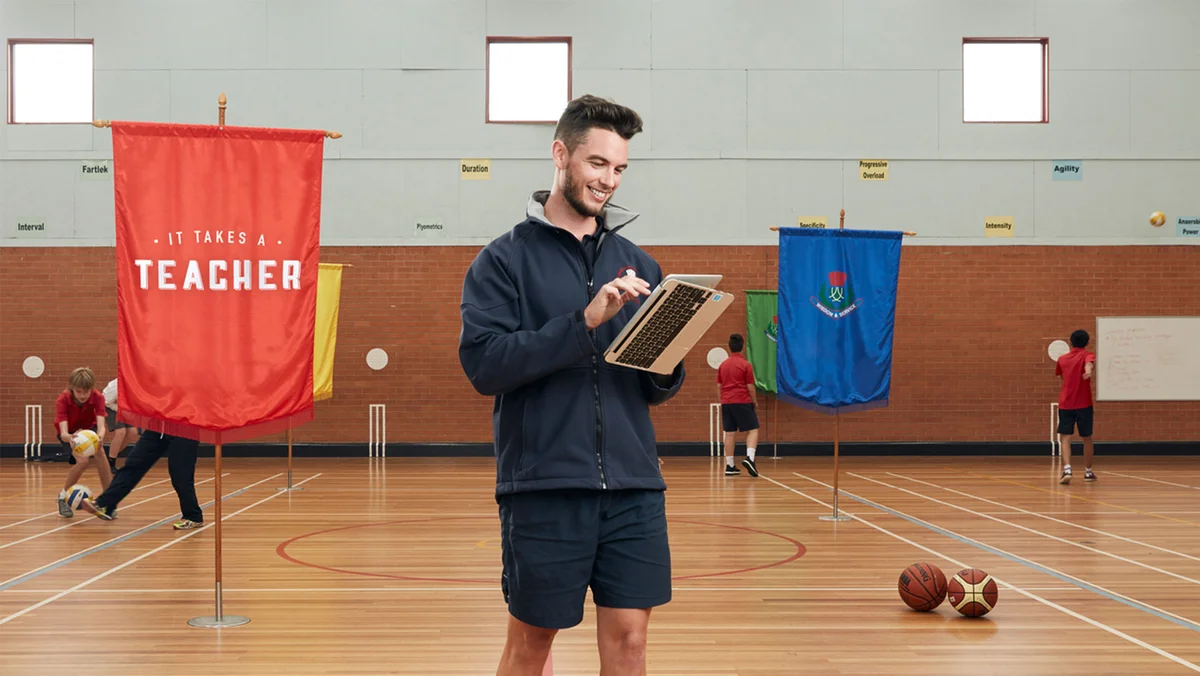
[588,276,606,489]
[569,229,608,490]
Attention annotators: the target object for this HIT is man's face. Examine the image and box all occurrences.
[558,128,629,218]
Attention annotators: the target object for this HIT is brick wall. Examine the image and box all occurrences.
[2,245,1197,446]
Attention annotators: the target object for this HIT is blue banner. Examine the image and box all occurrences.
[776,228,903,414]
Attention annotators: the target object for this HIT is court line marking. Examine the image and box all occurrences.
[0,475,228,550]
[244,511,835,518]
[946,467,1200,527]
[1107,472,1200,491]
[0,473,320,627]
[0,586,1085,594]
[793,472,1200,634]
[850,473,1200,598]
[0,473,282,592]
[0,476,176,531]
[761,474,1200,673]
[886,472,1200,564]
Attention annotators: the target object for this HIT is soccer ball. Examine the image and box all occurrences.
[1150,211,1166,227]
[72,430,101,458]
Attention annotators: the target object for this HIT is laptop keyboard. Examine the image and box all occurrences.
[615,284,712,368]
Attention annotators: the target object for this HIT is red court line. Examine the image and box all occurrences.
[276,516,805,584]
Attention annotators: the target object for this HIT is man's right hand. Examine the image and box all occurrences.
[584,273,652,330]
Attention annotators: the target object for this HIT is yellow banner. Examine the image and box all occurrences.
[313,263,344,402]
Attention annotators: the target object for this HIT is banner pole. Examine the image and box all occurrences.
[773,396,778,459]
[816,210,853,522]
[278,427,304,492]
[190,442,250,627]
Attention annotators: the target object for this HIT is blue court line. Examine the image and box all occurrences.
[791,475,1200,634]
[0,486,252,592]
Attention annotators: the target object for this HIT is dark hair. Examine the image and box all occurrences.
[1070,329,1089,348]
[728,333,744,353]
[554,95,643,152]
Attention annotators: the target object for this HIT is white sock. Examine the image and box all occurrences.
[59,489,68,499]
[747,447,756,461]
[726,456,734,467]
[1064,464,1071,472]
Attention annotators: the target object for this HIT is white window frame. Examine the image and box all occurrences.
[7,38,95,124]
[485,37,572,124]
[962,37,1049,124]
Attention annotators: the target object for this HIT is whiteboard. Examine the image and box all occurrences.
[1096,317,1200,401]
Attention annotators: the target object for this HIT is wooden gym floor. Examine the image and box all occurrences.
[2,455,1199,675]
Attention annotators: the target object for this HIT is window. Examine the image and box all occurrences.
[7,39,94,124]
[962,38,1048,123]
[486,37,571,124]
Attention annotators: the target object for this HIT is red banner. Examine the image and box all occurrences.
[112,121,325,444]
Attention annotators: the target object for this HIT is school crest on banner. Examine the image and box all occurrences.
[112,121,326,443]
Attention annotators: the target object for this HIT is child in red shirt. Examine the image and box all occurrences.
[1056,330,1097,485]
[53,367,113,517]
[717,333,760,477]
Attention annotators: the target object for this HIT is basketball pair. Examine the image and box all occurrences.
[899,562,999,618]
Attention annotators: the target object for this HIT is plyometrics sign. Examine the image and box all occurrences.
[112,121,325,443]
[776,228,903,414]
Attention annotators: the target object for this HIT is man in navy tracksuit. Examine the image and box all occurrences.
[459,95,685,676]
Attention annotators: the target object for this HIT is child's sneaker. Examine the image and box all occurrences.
[57,498,73,518]
[724,463,741,476]
[742,458,759,477]
[1059,467,1073,485]
[173,519,202,530]
[79,497,114,520]
[1085,469,1097,482]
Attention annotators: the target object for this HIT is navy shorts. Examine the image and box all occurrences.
[721,403,759,432]
[497,488,672,630]
[1058,407,1094,437]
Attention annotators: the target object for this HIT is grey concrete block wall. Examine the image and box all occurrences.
[2,0,1197,247]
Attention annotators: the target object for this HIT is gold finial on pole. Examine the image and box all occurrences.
[839,209,846,229]
[95,93,341,138]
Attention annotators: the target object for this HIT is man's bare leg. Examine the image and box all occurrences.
[497,615,556,676]
[596,606,651,676]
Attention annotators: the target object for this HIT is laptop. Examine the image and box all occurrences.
[603,274,734,375]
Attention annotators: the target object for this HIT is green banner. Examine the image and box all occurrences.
[744,290,778,394]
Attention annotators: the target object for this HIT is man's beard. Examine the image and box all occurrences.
[563,167,605,218]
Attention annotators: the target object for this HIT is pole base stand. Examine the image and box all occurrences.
[818,514,853,522]
[275,486,305,492]
[188,614,250,628]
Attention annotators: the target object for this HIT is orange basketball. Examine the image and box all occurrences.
[898,562,947,611]
[946,568,999,617]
